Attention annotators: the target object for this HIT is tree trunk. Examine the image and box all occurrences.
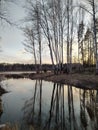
[92,0,98,74]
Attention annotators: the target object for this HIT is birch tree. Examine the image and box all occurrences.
[66,0,77,73]
[89,0,98,74]
[77,21,85,64]
[23,26,38,72]
[81,0,98,73]
[84,28,94,66]
[40,0,67,73]
[24,0,42,73]
[36,1,42,73]
[40,0,55,71]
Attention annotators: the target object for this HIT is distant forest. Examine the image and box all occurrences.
[0,63,95,73]
[0,63,52,72]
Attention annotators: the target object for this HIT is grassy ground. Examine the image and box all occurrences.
[30,72,98,89]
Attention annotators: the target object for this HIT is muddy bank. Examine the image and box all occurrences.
[0,86,7,96]
[1,72,98,90]
[0,84,7,116]
[30,73,98,90]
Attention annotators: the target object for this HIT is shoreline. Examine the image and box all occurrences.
[0,72,98,90]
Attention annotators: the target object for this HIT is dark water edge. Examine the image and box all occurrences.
[0,86,7,96]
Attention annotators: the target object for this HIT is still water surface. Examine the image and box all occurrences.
[0,78,98,130]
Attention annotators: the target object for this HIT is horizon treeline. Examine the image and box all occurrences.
[0,63,95,73]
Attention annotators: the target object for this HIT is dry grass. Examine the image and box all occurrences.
[30,73,98,89]
[0,123,35,130]
[1,72,98,89]
[0,123,18,130]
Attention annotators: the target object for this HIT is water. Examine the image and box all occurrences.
[0,78,98,130]
[0,71,36,74]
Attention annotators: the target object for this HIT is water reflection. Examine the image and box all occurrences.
[22,80,98,130]
[0,97,3,118]
[22,80,43,129]
[1,79,98,130]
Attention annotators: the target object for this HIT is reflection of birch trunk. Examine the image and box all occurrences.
[68,86,78,130]
[85,90,96,127]
[0,97,3,117]
[35,80,42,126]
[86,90,95,121]
[46,83,56,130]
[60,84,66,130]
[95,90,98,129]
[80,90,88,128]
[32,80,37,114]
[55,84,59,124]
[68,86,71,124]
[22,80,43,127]
[38,80,42,123]
[44,83,66,130]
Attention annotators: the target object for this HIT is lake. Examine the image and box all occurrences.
[0,78,98,130]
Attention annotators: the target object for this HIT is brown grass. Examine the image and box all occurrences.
[0,123,34,130]
[1,72,98,89]
[29,72,98,89]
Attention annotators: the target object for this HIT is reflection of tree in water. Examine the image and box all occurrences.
[67,85,78,130]
[0,85,7,122]
[22,80,43,129]
[22,80,98,130]
[79,89,98,130]
[80,89,88,129]
[44,83,66,130]
[0,97,3,117]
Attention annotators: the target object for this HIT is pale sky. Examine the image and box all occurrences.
[0,0,52,64]
[0,1,32,64]
[0,0,93,64]
[0,26,32,64]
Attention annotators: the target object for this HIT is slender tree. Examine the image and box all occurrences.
[24,0,42,73]
[23,26,38,71]
[80,0,98,73]
[89,0,98,74]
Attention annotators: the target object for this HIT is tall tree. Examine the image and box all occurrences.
[23,26,38,71]
[77,21,85,64]
[81,0,98,73]
[89,0,98,74]
[24,0,42,73]
[39,0,67,73]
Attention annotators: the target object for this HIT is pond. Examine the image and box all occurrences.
[0,78,98,130]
